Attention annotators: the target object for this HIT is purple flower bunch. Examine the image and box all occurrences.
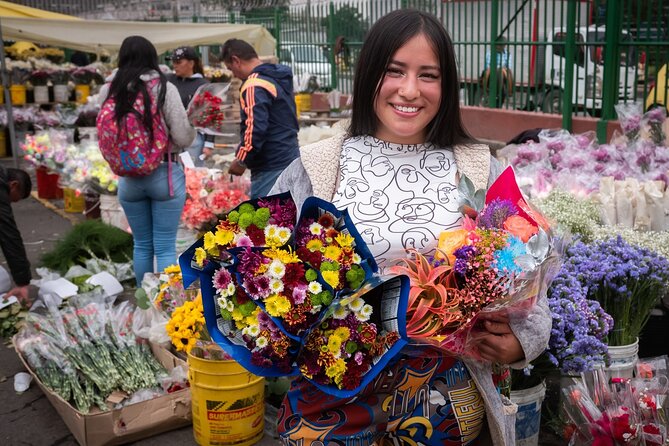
[547,269,613,374]
[560,237,669,346]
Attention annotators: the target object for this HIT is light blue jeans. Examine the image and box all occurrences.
[250,169,285,199]
[118,162,186,285]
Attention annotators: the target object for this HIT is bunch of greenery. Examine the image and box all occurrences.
[41,220,133,275]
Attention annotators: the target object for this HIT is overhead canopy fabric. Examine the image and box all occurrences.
[0,1,79,19]
[0,17,276,56]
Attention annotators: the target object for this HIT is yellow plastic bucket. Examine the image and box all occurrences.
[187,354,265,446]
[75,84,90,104]
[0,86,4,104]
[0,130,6,158]
[295,93,311,117]
[10,85,26,105]
[63,188,85,213]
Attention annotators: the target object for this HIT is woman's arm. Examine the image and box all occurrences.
[162,82,196,149]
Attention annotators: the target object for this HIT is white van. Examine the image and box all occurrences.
[280,44,332,90]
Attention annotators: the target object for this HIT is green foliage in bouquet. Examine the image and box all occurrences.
[41,220,133,274]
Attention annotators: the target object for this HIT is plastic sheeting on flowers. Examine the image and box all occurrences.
[187,83,232,135]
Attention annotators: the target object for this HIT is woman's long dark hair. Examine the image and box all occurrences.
[108,36,166,142]
[350,9,472,147]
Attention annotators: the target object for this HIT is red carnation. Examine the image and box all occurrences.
[245,224,266,246]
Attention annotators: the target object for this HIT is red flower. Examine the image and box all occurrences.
[318,213,335,228]
[245,224,266,246]
[283,262,306,288]
[610,413,637,443]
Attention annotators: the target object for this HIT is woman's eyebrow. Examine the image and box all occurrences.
[388,60,440,71]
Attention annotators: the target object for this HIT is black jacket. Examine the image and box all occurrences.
[235,63,299,172]
[166,73,209,109]
[0,165,31,286]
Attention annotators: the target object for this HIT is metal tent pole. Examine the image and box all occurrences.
[0,18,19,168]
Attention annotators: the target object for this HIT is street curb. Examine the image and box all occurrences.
[30,191,79,226]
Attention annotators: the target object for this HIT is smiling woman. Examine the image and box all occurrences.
[269,9,552,446]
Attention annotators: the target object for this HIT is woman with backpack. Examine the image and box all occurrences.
[97,35,196,285]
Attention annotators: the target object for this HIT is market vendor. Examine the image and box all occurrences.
[0,165,33,304]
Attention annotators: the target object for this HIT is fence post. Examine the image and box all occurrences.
[488,0,500,108]
[597,0,622,143]
[562,0,577,131]
[329,2,337,90]
[274,7,282,59]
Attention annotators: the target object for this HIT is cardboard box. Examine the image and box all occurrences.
[16,342,192,446]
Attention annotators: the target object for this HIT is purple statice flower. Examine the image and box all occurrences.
[477,199,518,229]
[453,245,477,276]
[546,269,613,374]
[557,237,669,346]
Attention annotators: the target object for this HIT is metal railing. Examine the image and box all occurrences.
[179,0,668,141]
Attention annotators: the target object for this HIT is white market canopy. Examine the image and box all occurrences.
[0,17,276,56]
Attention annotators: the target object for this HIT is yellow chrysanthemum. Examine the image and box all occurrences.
[333,327,350,342]
[203,231,217,251]
[164,264,181,275]
[232,308,244,321]
[215,229,234,247]
[321,270,340,289]
[195,247,207,267]
[327,336,342,354]
[335,233,354,248]
[325,358,347,385]
[265,294,291,317]
[324,245,342,261]
[306,239,323,252]
[264,247,300,264]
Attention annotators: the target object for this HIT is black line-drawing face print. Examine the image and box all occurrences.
[353,189,390,223]
[401,227,437,253]
[393,197,437,225]
[419,151,452,178]
[436,182,458,205]
[395,164,430,195]
[343,177,370,199]
[360,225,391,263]
[361,154,393,179]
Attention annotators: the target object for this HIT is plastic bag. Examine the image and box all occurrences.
[132,306,170,345]
[187,83,232,134]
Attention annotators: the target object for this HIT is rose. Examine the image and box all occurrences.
[435,229,469,265]
[503,215,538,242]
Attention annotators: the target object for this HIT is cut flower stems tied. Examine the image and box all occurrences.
[17,293,167,414]
[388,167,562,358]
[187,83,232,134]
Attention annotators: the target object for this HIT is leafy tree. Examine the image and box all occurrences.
[320,4,368,43]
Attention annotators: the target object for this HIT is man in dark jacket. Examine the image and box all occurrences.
[0,165,32,304]
[222,39,299,198]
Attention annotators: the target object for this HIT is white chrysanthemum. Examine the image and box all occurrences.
[242,326,251,336]
[349,297,365,312]
[264,224,279,239]
[247,325,260,337]
[309,222,323,235]
[268,259,286,278]
[333,305,349,320]
[226,300,235,312]
[352,253,362,264]
[277,227,291,244]
[311,305,322,314]
[217,297,228,309]
[255,336,268,348]
[227,282,236,296]
[308,281,322,294]
[355,304,373,322]
[269,278,284,294]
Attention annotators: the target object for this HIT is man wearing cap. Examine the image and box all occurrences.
[167,46,210,165]
[222,38,299,199]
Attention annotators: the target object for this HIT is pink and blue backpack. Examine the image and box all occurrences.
[96,78,171,178]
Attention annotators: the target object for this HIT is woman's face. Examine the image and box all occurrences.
[373,33,442,145]
[173,58,195,78]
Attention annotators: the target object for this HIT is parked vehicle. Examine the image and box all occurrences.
[646,63,669,112]
[279,44,332,91]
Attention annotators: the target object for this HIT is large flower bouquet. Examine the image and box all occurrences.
[558,237,669,346]
[181,167,249,232]
[21,130,70,172]
[389,167,562,358]
[180,194,405,396]
[187,83,232,133]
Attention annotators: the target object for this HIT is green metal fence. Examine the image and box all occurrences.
[181,0,669,141]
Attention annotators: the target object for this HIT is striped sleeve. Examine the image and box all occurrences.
[236,74,278,163]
